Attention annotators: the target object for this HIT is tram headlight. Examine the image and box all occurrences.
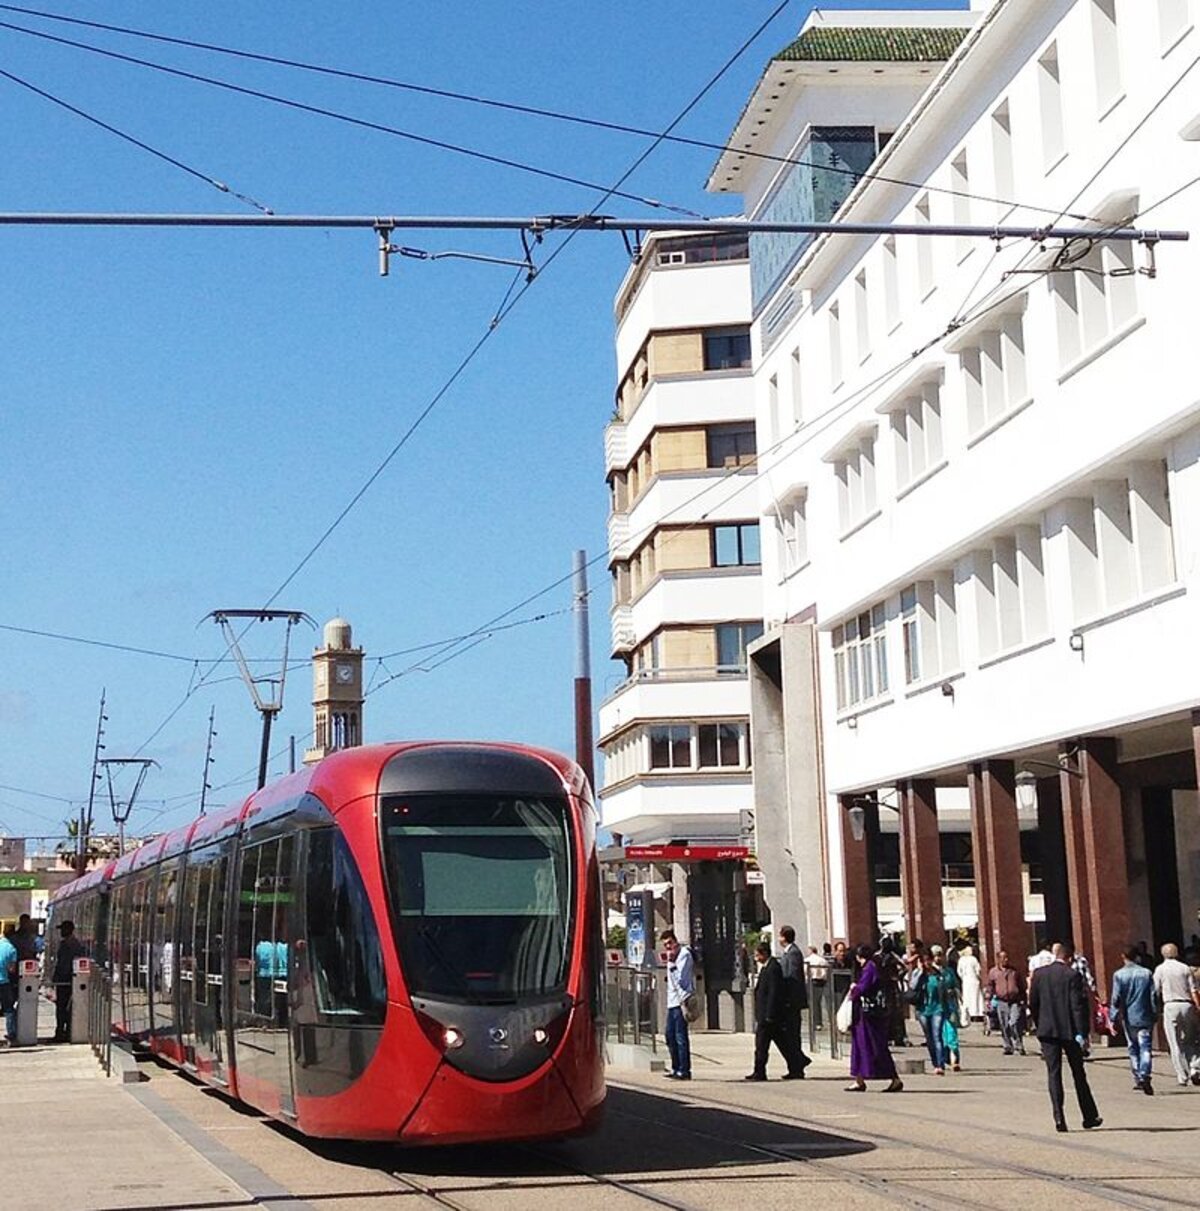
[443,1026,465,1050]
[533,1027,549,1045]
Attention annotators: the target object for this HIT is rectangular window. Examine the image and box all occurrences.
[1039,44,1065,169]
[901,585,920,683]
[1093,0,1122,114]
[649,724,692,769]
[833,602,888,710]
[855,270,870,363]
[1160,0,1191,50]
[715,621,765,670]
[790,346,804,425]
[962,309,1028,437]
[1129,460,1176,593]
[698,722,744,768]
[707,423,756,468]
[768,373,781,441]
[835,436,878,532]
[828,301,843,389]
[779,493,808,573]
[712,523,761,567]
[915,194,933,298]
[1053,240,1138,367]
[892,379,944,491]
[702,327,751,370]
[951,151,971,262]
[883,237,899,331]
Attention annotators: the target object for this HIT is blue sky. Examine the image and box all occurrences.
[0,0,966,843]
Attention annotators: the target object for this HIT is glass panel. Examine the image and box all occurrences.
[382,796,571,1004]
[698,724,718,767]
[718,724,740,766]
[741,524,761,565]
[713,526,739,566]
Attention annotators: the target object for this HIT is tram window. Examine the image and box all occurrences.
[305,829,386,1022]
[157,864,179,1006]
[237,838,292,1017]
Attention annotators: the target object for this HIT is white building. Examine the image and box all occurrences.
[598,229,763,1020]
[716,0,1200,993]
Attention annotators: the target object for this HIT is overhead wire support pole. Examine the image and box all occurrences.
[82,689,107,874]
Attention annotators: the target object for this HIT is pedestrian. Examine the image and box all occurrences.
[986,949,1028,1055]
[875,935,908,1047]
[845,943,903,1093]
[660,929,694,1081]
[14,913,38,965]
[1153,943,1200,1087]
[914,946,954,1075]
[777,926,812,1075]
[933,946,963,1071]
[0,926,17,1046]
[53,920,87,1043]
[957,944,985,1025]
[1029,940,1102,1132]
[804,945,829,1030]
[1111,943,1157,1094]
[1028,938,1055,977]
[746,942,806,1081]
[832,940,852,971]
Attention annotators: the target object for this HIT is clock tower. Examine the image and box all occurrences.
[303,616,364,765]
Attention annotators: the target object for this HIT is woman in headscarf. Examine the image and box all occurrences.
[845,943,903,1092]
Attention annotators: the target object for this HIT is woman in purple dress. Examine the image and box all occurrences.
[845,943,903,1092]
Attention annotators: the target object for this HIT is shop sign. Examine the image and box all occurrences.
[623,845,749,862]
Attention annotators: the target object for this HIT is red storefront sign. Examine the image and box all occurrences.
[623,845,749,862]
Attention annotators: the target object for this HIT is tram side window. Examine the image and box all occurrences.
[305,829,386,1023]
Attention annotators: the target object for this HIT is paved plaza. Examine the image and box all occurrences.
[2,1013,1197,1211]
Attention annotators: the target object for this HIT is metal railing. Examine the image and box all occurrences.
[88,965,113,1076]
[805,966,854,1060]
[604,965,658,1053]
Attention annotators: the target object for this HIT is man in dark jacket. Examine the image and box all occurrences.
[777,926,812,1075]
[986,950,1028,1056]
[746,942,805,1081]
[1029,940,1102,1132]
[52,920,87,1043]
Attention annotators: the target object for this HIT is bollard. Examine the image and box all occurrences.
[70,957,91,1044]
[15,960,39,1046]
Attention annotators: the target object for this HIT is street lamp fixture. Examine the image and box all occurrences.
[845,792,901,843]
[1014,753,1082,811]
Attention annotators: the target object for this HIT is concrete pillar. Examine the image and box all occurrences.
[1077,736,1130,995]
[968,759,1025,969]
[1060,749,1095,966]
[841,794,877,947]
[899,778,944,945]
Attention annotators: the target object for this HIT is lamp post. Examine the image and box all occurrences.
[1014,755,1082,811]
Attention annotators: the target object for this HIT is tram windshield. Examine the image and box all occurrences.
[381,794,572,1004]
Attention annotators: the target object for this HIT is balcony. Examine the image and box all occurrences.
[605,421,628,476]
[610,604,635,653]
[607,512,632,562]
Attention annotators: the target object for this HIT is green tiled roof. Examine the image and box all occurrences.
[774,26,968,63]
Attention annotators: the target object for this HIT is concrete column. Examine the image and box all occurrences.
[841,794,877,947]
[1077,736,1130,995]
[969,759,1025,968]
[899,778,944,945]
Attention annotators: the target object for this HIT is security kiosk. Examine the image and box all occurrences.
[16,959,39,1046]
[70,956,91,1044]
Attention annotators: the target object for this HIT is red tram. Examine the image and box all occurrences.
[46,741,606,1144]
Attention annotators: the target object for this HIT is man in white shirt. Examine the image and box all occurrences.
[1153,943,1200,1087]
[1029,939,1056,976]
[804,946,829,1029]
[661,929,695,1081]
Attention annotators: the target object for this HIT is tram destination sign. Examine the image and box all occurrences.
[623,845,749,862]
[0,874,37,890]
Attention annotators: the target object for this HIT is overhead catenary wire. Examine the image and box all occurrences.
[0,2,1107,225]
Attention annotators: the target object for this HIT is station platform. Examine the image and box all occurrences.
[4,1001,1200,1211]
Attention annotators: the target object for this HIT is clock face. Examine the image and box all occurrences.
[335,662,355,685]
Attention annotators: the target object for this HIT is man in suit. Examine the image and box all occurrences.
[1029,939,1102,1132]
[777,925,812,1075]
[746,942,806,1081]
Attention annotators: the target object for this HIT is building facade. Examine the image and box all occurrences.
[598,229,764,1022]
[718,0,1200,992]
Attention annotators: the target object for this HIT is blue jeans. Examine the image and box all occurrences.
[0,984,15,1043]
[1124,1024,1153,1083]
[665,1005,691,1076]
[922,1012,947,1070]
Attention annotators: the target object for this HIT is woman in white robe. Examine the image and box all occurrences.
[957,944,985,1022]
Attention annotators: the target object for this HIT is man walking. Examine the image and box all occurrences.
[746,942,805,1081]
[1029,940,1102,1132]
[660,929,694,1081]
[986,950,1027,1055]
[1153,943,1200,1087]
[1111,944,1158,1093]
[778,926,812,1075]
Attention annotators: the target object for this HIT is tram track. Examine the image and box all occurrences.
[609,1076,1198,1210]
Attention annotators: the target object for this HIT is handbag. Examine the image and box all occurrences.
[835,993,855,1034]
[681,991,703,1024]
[859,987,889,1018]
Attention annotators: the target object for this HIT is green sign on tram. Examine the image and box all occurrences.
[0,874,37,891]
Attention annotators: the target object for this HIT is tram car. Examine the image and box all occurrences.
[46,741,606,1144]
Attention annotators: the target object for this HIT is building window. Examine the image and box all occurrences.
[902,577,959,684]
[883,237,899,332]
[901,586,921,683]
[778,492,808,574]
[1051,240,1138,367]
[698,723,743,769]
[715,621,764,672]
[707,423,756,468]
[1090,463,1176,613]
[790,346,804,425]
[827,300,843,389]
[702,327,751,370]
[1038,43,1065,169]
[833,604,888,712]
[1092,0,1122,113]
[961,310,1028,437]
[768,373,781,441]
[649,724,692,769]
[891,378,944,491]
[712,523,761,567]
[971,526,1049,659]
[1159,0,1191,50]
[951,151,970,262]
[915,193,933,298]
[855,270,870,363]
[835,434,878,532]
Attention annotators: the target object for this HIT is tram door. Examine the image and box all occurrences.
[188,847,229,1084]
[232,832,296,1116]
